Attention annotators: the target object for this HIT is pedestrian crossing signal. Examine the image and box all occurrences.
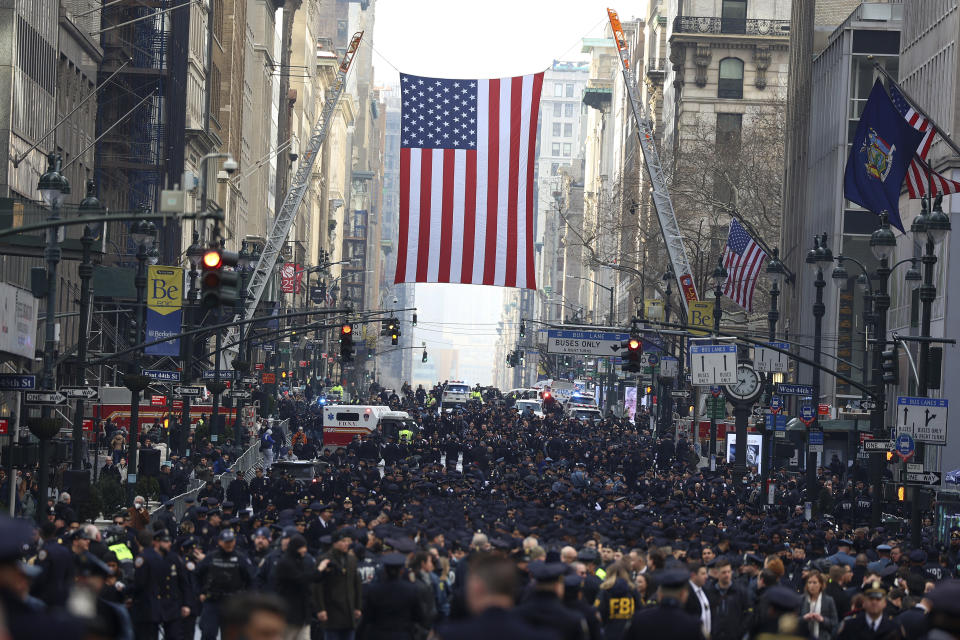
[897,486,905,501]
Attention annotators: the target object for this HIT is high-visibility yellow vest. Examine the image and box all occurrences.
[399,429,413,443]
[595,567,607,580]
[109,543,133,562]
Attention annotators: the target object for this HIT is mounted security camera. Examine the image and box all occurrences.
[223,156,239,175]
[392,297,398,305]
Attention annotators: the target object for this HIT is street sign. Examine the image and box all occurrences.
[776,383,814,397]
[809,430,823,453]
[59,386,99,400]
[861,399,876,412]
[659,356,678,377]
[203,370,225,380]
[690,344,737,385]
[25,391,67,405]
[863,440,894,452]
[895,433,916,460]
[82,418,94,432]
[765,413,787,433]
[799,404,815,426]
[641,353,660,367]
[241,376,257,384]
[143,369,180,383]
[754,341,790,373]
[262,373,276,384]
[173,386,202,397]
[150,395,166,406]
[770,395,783,414]
[905,471,941,486]
[0,375,35,391]
[710,385,721,398]
[229,390,251,399]
[897,396,948,445]
[818,403,831,417]
[254,363,264,370]
[545,330,630,357]
[0,418,8,434]
[906,463,923,473]
[752,406,765,418]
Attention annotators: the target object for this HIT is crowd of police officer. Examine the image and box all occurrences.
[2,392,960,640]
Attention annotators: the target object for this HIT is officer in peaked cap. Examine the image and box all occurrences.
[361,552,425,639]
[0,515,83,640]
[515,562,589,640]
[836,580,899,640]
[622,568,705,640]
[926,579,960,635]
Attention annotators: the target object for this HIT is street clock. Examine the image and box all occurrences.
[723,364,763,402]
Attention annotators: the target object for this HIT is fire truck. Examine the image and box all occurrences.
[89,387,237,430]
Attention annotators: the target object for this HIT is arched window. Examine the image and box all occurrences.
[718,58,744,99]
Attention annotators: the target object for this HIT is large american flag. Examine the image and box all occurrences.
[722,219,767,312]
[889,83,960,198]
[394,72,543,289]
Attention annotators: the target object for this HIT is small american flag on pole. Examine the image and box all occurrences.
[721,219,767,312]
[394,72,544,289]
[889,83,960,198]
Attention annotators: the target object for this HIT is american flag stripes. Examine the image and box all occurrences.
[889,84,960,198]
[721,219,767,312]
[394,72,544,289]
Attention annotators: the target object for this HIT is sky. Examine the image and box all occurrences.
[371,0,637,384]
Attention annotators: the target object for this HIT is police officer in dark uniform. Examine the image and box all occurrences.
[836,580,901,640]
[130,529,167,640]
[154,531,194,640]
[515,561,588,640]
[622,568,705,640]
[30,520,75,607]
[361,552,426,639]
[197,529,255,640]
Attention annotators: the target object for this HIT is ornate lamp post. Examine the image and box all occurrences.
[760,248,785,491]
[805,233,832,501]
[708,258,727,467]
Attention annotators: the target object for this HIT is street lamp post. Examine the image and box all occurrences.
[181,233,204,457]
[909,194,951,547]
[71,181,101,470]
[708,258,727,468]
[659,272,674,437]
[805,233,832,501]
[125,219,155,504]
[762,249,786,493]
[35,153,70,518]
[868,213,896,528]
[233,241,252,447]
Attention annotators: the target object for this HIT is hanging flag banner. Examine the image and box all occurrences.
[0,282,38,360]
[280,262,303,294]
[146,266,183,356]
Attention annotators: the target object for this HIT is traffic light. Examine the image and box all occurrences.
[881,343,899,385]
[388,317,400,345]
[519,320,526,338]
[621,335,642,372]
[928,346,943,389]
[897,485,906,502]
[200,247,239,309]
[412,313,418,326]
[422,349,428,363]
[340,324,354,361]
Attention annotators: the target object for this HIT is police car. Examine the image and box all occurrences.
[566,403,603,423]
[441,381,471,410]
[514,399,544,418]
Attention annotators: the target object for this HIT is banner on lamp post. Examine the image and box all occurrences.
[280,263,303,294]
[145,265,183,356]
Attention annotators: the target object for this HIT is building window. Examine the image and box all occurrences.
[551,162,560,176]
[554,83,563,97]
[721,0,747,34]
[210,63,222,120]
[716,113,742,148]
[566,83,574,97]
[552,123,561,136]
[562,143,572,157]
[564,123,573,137]
[564,102,574,117]
[552,142,561,156]
[714,113,742,205]
[718,58,744,99]
[553,102,562,117]
[212,0,224,42]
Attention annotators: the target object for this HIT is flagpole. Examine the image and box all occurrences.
[872,61,960,158]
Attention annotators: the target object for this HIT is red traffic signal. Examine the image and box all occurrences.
[202,250,222,269]
[341,324,352,335]
[627,338,641,351]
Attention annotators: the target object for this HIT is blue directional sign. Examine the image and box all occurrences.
[776,383,815,397]
[809,431,824,446]
[770,395,783,413]
[0,375,36,391]
[895,433,916,460]
[799,404,815,424]
[143,369,180,383]
[765,413,788,430]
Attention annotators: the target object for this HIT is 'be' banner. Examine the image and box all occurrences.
[146,266,183,356]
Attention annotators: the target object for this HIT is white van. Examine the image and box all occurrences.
[441,381,471,409]
[321,405,417,451]
[566,403,603,423]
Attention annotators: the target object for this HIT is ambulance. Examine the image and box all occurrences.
[320,405,418,451]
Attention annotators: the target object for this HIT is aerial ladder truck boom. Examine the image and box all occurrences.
[606,9,699,316]
[220,31,363,367]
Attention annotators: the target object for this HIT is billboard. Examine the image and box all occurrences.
[0,282,37,360]
[145,265,183,356]
[725,432,763,475]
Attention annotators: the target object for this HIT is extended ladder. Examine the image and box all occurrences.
[607,9,699,315]
[221,31,363,367]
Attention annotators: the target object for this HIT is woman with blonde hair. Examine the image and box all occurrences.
[800,570,838,640]
[594,561,639,640]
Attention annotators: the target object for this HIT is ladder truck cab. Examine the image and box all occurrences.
[321,405,418,452]
[441,381,471,410]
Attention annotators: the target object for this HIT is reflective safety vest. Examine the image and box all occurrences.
[109,542,133,562]
[595,567,607,580]
[398,428,413,443]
